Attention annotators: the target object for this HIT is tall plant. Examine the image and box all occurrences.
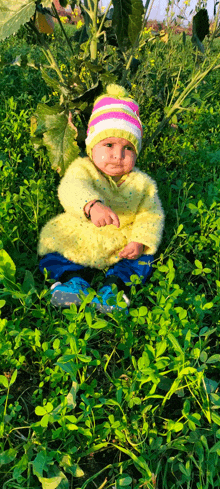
[0,0,146,175]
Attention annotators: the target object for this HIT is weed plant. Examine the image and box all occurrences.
[0,29,220,489]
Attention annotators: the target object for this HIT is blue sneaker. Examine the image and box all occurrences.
[91,285,130,314]
[50,277,99,308]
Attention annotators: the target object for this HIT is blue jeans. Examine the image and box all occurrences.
[39,252,154,295]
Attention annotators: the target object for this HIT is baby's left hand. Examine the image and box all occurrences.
[119,242,144,260]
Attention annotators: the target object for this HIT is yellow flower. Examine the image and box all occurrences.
[73,7,79,17]
[143,26,152,35]
[76,19,83,29]
[79,65,87,82]
[60,16,68,23]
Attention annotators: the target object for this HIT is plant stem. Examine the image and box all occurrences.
[209,0,220,48]
[93,0,98,21]
[80,0,90,16]
[41,47,65,83]
[87,0,93,14]
[97,0,113,37]
[51,2,75,57]
[121,0,153,85]
[168,66,182,107]
[142,55,220,149]
[90,0,99,60]
[80,465,112,489]
[28,19,65,84]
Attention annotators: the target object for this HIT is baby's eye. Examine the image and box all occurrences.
[125,145,133,151]
[105,143,113,147]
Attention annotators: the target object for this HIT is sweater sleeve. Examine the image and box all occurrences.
[130,182,165,255]
[58,160,104,218]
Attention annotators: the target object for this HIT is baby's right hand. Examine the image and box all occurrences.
[90,202,120,228]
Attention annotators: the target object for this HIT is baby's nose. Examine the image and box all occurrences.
[114,149,123,160]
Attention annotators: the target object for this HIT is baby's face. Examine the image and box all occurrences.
[92,137,137,182]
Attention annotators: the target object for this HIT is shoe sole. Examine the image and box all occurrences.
[51,290,84,307]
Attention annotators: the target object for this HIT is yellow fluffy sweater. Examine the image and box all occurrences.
[38,157,165,270]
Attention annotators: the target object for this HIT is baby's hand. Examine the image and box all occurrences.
[119,242,144,260]
[90,202,120,228]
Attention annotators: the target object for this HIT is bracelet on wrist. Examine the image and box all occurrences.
[85,200,103,219]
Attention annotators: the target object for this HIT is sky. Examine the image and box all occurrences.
[99,0,216,24]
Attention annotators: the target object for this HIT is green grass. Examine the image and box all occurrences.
[0,28,220,489]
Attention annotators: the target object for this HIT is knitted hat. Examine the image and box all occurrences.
[85,84,143,159]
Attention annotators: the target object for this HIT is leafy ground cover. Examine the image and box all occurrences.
[0,27,220,489]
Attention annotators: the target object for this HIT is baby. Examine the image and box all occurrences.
[38,84,165,313]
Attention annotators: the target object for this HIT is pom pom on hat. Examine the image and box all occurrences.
[85,84,142,159]
[105,84,129,98]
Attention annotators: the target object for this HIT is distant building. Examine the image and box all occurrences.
[145,20,193,35]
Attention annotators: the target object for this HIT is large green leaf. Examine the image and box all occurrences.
[0,0,52,41]
[41,69,69,95]
[33,103,62,136]
[112,0,144,50]
[192,8,209,53]
[43,114,80,175]
[34,104,80,175]
[0,0,36,41]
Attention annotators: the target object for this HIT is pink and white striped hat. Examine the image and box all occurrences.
[85,84,143,158]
